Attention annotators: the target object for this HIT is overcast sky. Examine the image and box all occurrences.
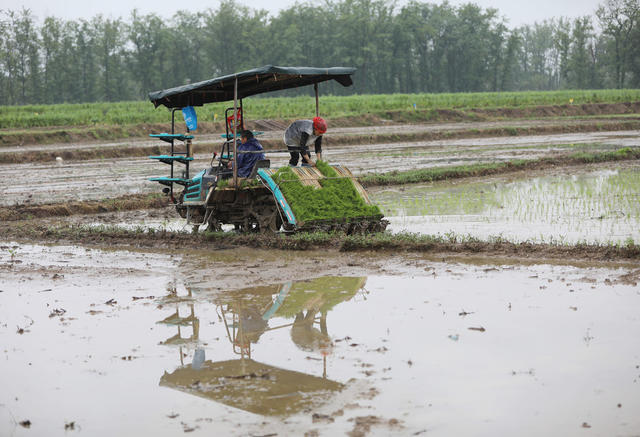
[10,0,603,27]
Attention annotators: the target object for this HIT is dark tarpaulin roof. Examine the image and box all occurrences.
[148,65,356,109]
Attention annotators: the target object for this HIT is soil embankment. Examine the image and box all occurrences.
[2,118,639,165]
[358,147,640,186]
[1,101,639,150]
[0,193,166,222]
[3,222,639,262]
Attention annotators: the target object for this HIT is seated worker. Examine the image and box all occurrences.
[227,130,265,178]
[283,117,327,167]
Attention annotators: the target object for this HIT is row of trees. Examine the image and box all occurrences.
[1,0,639,106]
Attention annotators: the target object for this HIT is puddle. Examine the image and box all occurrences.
[372,166,640,244]
[1,243,640,435]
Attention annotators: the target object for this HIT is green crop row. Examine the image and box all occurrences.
[1,89,639,129]
[272,161,382,223]
[359,147,640,187]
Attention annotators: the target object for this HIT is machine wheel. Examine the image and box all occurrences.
[207,216,223,232]
[257,207,282,233]
[246,200,282,233]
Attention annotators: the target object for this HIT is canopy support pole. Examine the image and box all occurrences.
[314,83,319,117]
[240,98,244,130]
[170,108,179,200]
[233,77,238,187]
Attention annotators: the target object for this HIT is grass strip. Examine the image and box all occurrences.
[4,223,639,261]
[359,147,640,187]
[2,90,640,129]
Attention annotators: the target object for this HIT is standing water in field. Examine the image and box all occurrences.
[371,166,640,244]
[1,244,640,436]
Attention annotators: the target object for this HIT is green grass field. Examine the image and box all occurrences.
[1,89,639,130]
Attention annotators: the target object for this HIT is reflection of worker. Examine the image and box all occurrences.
[284,117,327,167]
[290,310,332,355]
[236,306,269,344]
[228,130,265,177]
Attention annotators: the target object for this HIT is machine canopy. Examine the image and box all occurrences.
[148,65,356,109]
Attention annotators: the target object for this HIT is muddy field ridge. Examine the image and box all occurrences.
[1,101,639,151]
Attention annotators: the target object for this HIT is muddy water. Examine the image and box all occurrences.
[372,166,640,244]
[0,130,637,206]
[0,159,156,207]
[1,244,639,436]
[343,130,640,175]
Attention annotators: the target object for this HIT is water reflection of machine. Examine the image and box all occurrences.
[156,282,200,366]
[158,276,367,416]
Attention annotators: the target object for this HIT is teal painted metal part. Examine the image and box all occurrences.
[184,170,204,201]
[257,168,296,227]
[262,281,292,320]
[149,177,193,187]
[149,155,194,165]
[149,133,194,143]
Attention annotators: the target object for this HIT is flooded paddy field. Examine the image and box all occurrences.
[1,244,639,436]
[22,159,640,248]
[0,129,637,207]
[344,130,639,175]
[371,163,640,245]
[1,116,639,436]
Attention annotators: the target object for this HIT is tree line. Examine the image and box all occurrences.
[1,0,639,106]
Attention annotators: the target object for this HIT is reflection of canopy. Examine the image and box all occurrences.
[159,359,343,416]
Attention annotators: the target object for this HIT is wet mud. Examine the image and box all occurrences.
[2,219,639,264]
[1,149,638,233]
[1,128,638,207]
[0,193,166,222]
[1,244,639,436]
[2,119,639,165]
[1,109,640,435]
